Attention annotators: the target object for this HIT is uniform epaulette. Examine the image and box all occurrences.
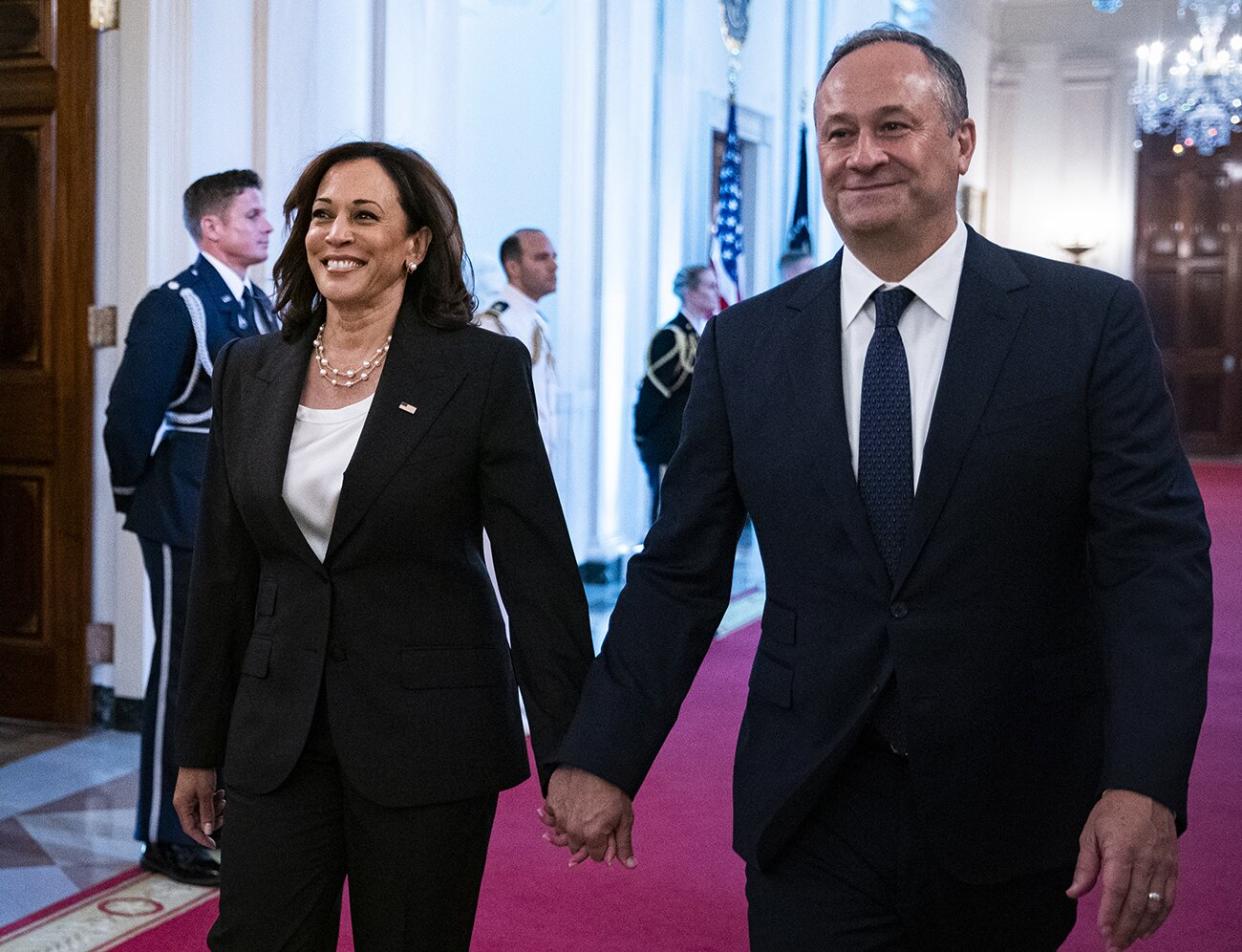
[162,262,204,294]
[476,300,511,336]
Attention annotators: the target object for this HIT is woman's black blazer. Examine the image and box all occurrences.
[174,304,594,807]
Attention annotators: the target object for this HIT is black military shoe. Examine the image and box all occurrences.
[139,841,220,887]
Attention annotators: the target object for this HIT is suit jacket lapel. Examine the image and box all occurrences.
[892,230,1030,591]
[783,255,892,592]
[324,311,467,561]
[249,329,323,568]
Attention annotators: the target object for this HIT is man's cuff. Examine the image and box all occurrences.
[112,486,135,514]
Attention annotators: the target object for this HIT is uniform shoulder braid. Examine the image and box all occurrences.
[644,323,697,398]
[476,300,511,335]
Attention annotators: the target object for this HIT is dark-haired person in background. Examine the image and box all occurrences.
[544,25,1211,952]
[105,169,275,887]
[633,264,718,523]
[778,250,816,282]
[171,142,592,950]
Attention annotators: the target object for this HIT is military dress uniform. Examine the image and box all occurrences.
[104,253,275,853]
[634,312,699,523]
[475,284,557,460]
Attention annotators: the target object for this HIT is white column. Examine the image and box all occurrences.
[261,0,374,250]
[593,0,659,553]
[188,0,256,178]
[108,0,197,701]
[556,0,607,559]
[986,57,1024,246]
[1058,58,1120,268]
[381,0,460,170]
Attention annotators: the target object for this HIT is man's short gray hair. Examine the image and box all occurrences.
[818,24,969,134]
[673,265,710,301]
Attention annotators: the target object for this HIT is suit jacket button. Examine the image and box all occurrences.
[890,602,908,619]
[329,643,346,661]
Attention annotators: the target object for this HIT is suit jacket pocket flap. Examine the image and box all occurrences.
[748,651,793,709]
[399,645,506,690]
[241,638,271,678]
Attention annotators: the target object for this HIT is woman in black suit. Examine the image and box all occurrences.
[171,141,594,951]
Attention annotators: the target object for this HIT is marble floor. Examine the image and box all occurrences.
[0,540,765,931]
[0,729,142,925]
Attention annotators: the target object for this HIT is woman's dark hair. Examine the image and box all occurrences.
[274,141,476,340]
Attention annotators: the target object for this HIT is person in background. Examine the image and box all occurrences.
[543,25,1211,952]
[104,169,275,887]
[778,250,816,282]
[172,141,592,951]
[633,264,718,523]
[475,228,560,460]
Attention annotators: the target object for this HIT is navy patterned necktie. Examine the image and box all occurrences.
[858,285,916,582]
[240,286,257,332]
[240,286,270,335]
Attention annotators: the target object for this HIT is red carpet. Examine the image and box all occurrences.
[471,627,753,952]
[45,461,1240,950]
[107,624,756,951]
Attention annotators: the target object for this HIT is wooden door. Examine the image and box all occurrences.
[1134,135,1242,455]
[0,0,95,723]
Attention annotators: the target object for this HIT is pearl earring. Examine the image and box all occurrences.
[406,260,418,274]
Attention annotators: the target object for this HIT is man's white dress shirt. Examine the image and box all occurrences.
[840,217,967,490]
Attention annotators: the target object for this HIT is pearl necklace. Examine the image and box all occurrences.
[313,323,392,388]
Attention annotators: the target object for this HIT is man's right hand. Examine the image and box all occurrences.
[542,765,636,868]
[173,767,222,849]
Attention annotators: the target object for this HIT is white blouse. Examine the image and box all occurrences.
[282,395,374,562]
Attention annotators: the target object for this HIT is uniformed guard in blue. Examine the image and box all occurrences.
[104,169,275,887]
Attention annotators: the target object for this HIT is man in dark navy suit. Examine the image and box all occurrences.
[544,26,1212,952]
[633,264,718,523]
[105,169,274,886]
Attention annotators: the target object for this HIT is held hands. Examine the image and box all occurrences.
[173,767,225,849]
[539,766,637,869]
[1067,789,1179,952]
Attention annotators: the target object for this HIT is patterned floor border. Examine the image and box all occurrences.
[0,868,215,951]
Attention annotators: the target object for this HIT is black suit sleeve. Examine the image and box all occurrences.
[558,317,747,797]
[103,289,196,511]
[478,336,594,793]
[1086,280,1212,825]
[175,338,261,768]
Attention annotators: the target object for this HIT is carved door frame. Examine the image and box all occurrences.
[0,0,96,723]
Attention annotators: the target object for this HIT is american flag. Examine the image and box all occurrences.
[710,99,744,309]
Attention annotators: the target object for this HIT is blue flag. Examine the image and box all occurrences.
[785,122,812,257]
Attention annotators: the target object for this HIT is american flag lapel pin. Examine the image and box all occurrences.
[398,402,417,415]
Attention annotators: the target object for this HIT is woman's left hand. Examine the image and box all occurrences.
[173,767,224,848]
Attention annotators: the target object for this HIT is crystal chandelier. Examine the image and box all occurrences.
[1131,2,1242,155]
